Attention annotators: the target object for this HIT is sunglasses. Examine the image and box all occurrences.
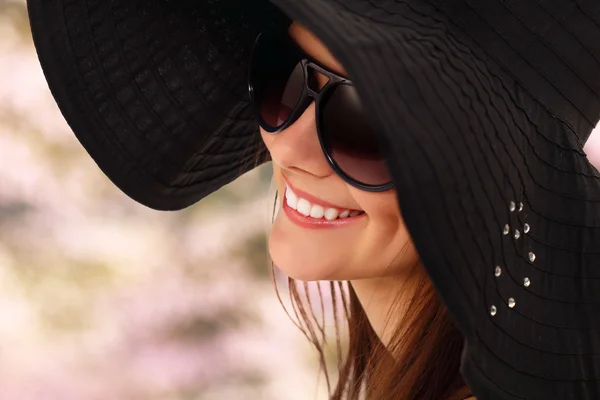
[247,31,393,192]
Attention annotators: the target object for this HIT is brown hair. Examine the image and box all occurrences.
[252,140,471,400]
[273,263,470,400]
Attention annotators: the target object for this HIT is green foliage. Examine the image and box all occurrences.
[0,200,34,222]
[232,232,270,279]
[165,309,246,342]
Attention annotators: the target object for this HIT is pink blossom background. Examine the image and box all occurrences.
[1,1,600,400]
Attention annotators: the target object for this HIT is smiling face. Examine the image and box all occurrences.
[261,22,419,282]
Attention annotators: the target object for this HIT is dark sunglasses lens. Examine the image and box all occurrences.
[321,84,391,186]
[250,36,304,128]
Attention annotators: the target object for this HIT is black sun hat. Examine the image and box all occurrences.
[27,0,600,399]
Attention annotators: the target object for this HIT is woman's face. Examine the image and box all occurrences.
[262,22,419,282]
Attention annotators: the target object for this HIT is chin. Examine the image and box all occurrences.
[267,236,380,282]
[267,234,344,282]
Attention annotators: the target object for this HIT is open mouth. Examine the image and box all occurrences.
[284,184,365,221]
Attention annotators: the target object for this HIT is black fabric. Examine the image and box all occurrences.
[27,0,290,210]
[26,0,600,399]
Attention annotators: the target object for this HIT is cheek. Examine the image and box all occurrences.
[354,189,402,226]
[353,191,419,275]
[260,127,282,167]
[260,128,272,151]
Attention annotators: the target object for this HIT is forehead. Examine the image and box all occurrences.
[287,22,348,77]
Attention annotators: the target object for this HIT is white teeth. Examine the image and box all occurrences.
[285,185,363,220]
[324,208,339,221]
[285,187,298,209]
[309,204,325,219]
[296,198,311,216]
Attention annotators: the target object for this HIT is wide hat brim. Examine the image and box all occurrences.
[27,0,600,399]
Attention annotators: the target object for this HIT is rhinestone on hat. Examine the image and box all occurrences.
[524,277,531,287]
[490,305,497,316]
[508,297,516,308]
[518,202,524,212]
[509,201,516,212]
[503,224,510,235]
[514,229,521,240]
[524,223,530,234]
[494,266,502,277]
[528,252,536,262]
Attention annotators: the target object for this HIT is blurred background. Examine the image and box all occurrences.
[1,1,600,399]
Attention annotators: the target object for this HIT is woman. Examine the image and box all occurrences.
[257,22,473,399]
[26,0,600,399]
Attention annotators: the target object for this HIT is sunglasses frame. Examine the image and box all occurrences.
[248,31,394,192]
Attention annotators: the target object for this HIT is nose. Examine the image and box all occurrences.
[261,102,335,179]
